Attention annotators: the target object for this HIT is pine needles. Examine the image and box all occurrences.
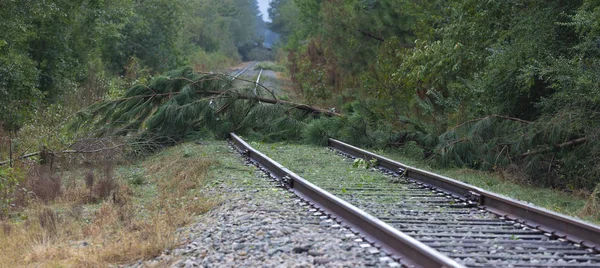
[72,67,326,150]
[72,67,600,191]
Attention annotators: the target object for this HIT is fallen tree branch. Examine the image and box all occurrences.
[0,152,41,166]
[358,30,384,42]
[521,137,588,157]
[427,138,470,161]
[0,144,131,166]
[90,86,340,118]
[450,115,532,132]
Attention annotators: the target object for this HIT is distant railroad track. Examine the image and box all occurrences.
[232,61,256,79]
[230,133,600,267]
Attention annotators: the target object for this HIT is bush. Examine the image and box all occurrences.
[0,167,24,216]
[254,61,286,72]
[94,164,118,200]
[27,165,61,203]
[38,207,58,235]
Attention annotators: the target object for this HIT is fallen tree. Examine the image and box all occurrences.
[71,67,338,146]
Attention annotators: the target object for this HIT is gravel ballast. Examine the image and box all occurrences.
[128,144,399,267]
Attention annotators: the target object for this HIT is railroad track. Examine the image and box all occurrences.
[231,61,270,98]
[232,61,256,79]
[229,133,600,267]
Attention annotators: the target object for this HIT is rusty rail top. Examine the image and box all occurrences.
[229,133,463,268]
[328,138,600,251]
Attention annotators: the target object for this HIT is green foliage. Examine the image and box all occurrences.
[127,170,146,186]
[0,49,41,131]
[254,62,286,73]
[272,0,600,191]
[72,67,317,148]
[352,158,378,169]
[0,167,24,216]
[0,0,264,134]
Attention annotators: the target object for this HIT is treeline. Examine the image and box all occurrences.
[269,0,600,190]
[0,0,264,133]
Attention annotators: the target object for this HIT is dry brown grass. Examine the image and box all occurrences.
[579,186,600,217]
[0,144,218,267]
[27,165,62,203]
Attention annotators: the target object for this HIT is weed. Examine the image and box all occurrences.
[84,170,95,189]
[0,141,226,267]
[127,172,145,186]
[254,61,286,73]
[183,148,193,158]
[38,207,58,235]
[0,166,24,216]
[68,203,83,221]
[94,163,118,200]
[352,158,378,169]
[579,185,600,218]
[84,170,94,200]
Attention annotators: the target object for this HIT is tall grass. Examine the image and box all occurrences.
[0,143,217,267]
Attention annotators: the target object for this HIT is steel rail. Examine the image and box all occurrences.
[328,138,600,251]
[253,68,263,96]
[232,61,256,79]
[229,133,463,268]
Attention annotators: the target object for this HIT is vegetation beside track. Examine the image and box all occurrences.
[0,141,252,266]
[267,0,600,194]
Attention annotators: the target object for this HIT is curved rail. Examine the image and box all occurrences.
[229,133,463,268]
[232,61,256,79]
[328,138,600,251]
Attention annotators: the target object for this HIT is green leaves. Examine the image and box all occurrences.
[352,158,378,169]
[0,167,25,216]
[74,67,320,148]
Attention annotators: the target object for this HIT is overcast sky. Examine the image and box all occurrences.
[257,0,272,22]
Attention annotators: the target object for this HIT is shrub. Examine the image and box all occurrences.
[127,172,145,186]
[27,165,61,203]
[94,163,118,200]
[38,207,58,235]
[0,167,24,216]
[254,61,286,72]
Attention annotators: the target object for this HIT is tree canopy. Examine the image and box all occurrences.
[268,0,600,190]
[0,0,265,132]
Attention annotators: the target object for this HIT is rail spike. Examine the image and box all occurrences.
[465,191,482,205]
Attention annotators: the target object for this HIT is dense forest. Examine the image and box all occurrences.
[0,0,271,216]
[266,0,600,192]
[0,0,265,134]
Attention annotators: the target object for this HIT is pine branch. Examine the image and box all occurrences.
[358,29,384,42]
[0,145,127,166]
[428,138,470,160]
[0,152,41,166]
[450,115,532,132]
[98,89,340,117]
[521,137,588,157]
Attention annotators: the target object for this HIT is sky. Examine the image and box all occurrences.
[257,0,272,22]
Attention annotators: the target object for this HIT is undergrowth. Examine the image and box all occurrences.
[0,142,219,266]
[254,61,287,73]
